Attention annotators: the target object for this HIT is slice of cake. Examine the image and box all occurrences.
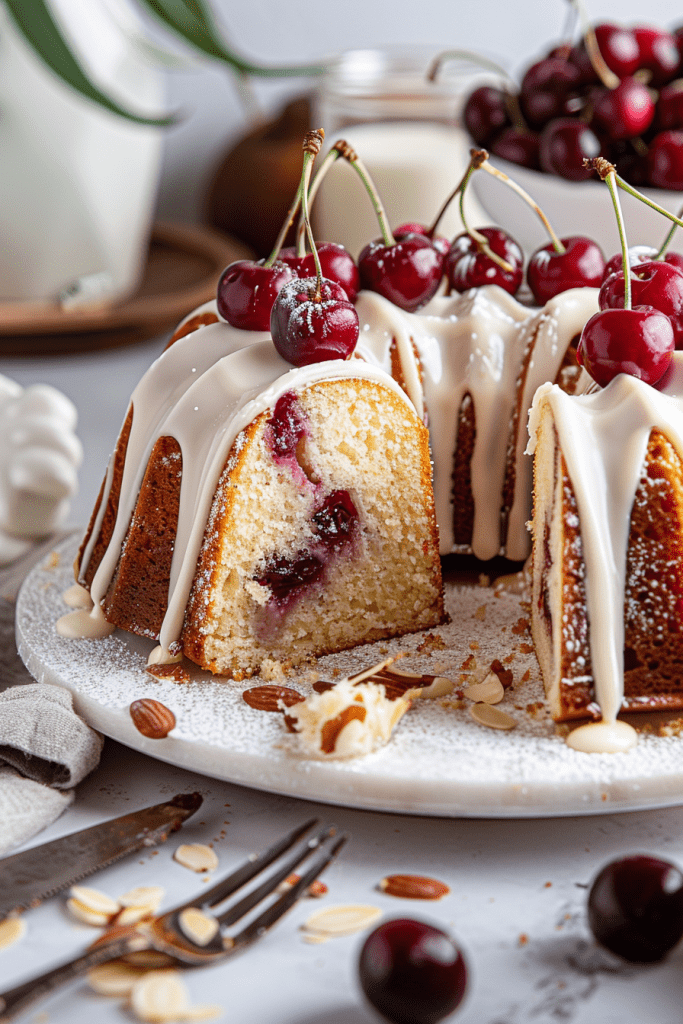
[68,333,443,678]
[528,353,683,746]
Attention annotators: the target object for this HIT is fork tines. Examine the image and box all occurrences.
[176,819,347,949]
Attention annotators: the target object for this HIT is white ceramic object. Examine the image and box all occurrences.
[0,377,81,564]
[471,155,683,260]
[0,1,165,303]
[17,534,683,819]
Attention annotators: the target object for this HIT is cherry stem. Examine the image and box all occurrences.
[295,140,355,254]
[427,49,515,88]
[656,204,683,259]
[614,173,683,235]
[457,150,516,273]
[428,158,478,237]
[591,159,631,309]
[341,151,396,247]
[569,0,620,88]
[297,130,326,301]
[266,189,303,269]
[478,158,566,253]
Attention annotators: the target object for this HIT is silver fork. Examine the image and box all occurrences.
[0,818,347,1022]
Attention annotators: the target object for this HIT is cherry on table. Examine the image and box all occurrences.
[577,305,674,386]
[463,85,510,147]
[359,234,444,312]
[539,118,602,181]
[279,242,360,302]
[446,227,523,296]
[588,854,683,962]
[359,918,468,1024]
[527,235,605,305]
[216,259,295,331]
[270,276,359,366]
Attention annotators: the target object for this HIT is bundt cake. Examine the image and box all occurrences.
[529,353,683,752]
[168,284,600,562]
[63,329,444,678]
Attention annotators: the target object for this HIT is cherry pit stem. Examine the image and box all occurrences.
[477,157,566,253]
[590,158,631,307]
[298,130,326,301]
[656,205,683,260]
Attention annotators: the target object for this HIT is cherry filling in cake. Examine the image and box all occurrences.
[255,392,361,619]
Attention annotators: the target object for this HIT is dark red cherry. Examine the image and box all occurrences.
[633,26,680,87]
[265,391,308,461]
[602,244,658,280]
[665,251,683,273]
[599,260,683,347]
[216,259,295,331]
[539,119,602,181]
[593,23,640,78]
[527,236,606,305]
[519,58,582,129]
[257,553,324,605]
[359,919,467,1024]
[394,223,450,259]
[654,80,683,131]
[491,127,541,170]
[647,130,683,189]
[588,854,683,962]
[591,78,655,141]
[605,140,649,186]
[270,277,359,366]
[463,85,511,146]
[358,234,444,312]
[577,305,674,386]
[279,242,360,302]
[446,227,523,295]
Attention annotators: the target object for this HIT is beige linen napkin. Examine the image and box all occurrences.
[0,536,103,855]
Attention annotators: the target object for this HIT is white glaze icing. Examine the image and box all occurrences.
[61,582,92,609]
[528,353,683,752]
[354,286,599,558]
[78,331,417,657]
[0,374,82,561]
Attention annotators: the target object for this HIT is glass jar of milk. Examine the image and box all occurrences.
[313,46,488,258]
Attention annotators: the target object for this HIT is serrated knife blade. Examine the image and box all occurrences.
[0,792,203,918]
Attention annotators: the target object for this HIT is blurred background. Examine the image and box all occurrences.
[157,0,682,221]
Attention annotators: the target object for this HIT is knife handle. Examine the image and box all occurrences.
[0,930,151,1022]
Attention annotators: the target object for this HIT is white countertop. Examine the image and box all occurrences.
[2,337,683,1024]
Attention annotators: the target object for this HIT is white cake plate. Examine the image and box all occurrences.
[15,534,683,818]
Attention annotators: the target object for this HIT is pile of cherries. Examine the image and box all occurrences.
[354,853,683,1024]
[464,21,683,189]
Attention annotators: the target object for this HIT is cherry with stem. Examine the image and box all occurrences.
[270,129,359,366]
[577,158,674,386]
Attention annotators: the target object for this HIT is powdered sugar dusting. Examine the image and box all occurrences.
[15,535,683,818]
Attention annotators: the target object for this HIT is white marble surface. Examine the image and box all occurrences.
[3,341,683,1023]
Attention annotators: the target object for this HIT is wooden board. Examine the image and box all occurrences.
[0,222,252,356]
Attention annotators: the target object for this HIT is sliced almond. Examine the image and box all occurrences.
[173,844,218,874]
[181,1007,223,1021]
[0,916,26,950]
[130,970,190,1022]
[463,673,505,705]
[469,702,517,730]
[178,907,219,947]
[302,904,382,937]
[69,885,120,916]
[379,874,450,900]
[66,899,111,927]
[119,886,165,911]
[116,905,156,926]
[87,960,145,997]
[416,676,453,699]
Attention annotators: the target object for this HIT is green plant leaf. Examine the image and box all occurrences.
[139,0,324,77]
[5,0,176,126]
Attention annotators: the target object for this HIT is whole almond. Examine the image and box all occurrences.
[242,685,304,712]
[130,699,176,739]
[379,874,450,900]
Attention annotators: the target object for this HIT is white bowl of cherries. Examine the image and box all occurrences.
[465,21,683,257]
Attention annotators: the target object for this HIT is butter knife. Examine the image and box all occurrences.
[0,792,203,918]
